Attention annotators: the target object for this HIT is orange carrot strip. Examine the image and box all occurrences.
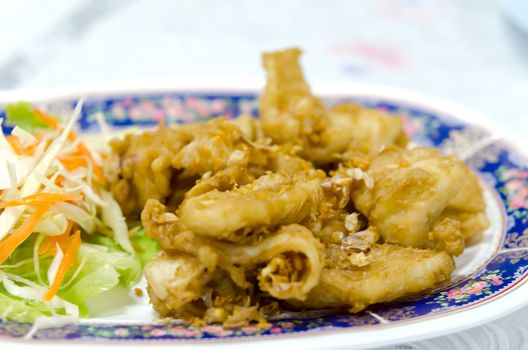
[6,135,36,156]
[58,155,88,172]
[77,143,105,184]
[6,135,26,154]
[54,175,64,186]
[34,109,60,129]
[22,193,82,202]
[35,108,105,183]
[93,166,105,183]
[0,193,83,209]
[47,173,64,186]
[58,155,88,171]
[0,205,51,264]
[39,220,74,256]
[39,238,54,256]
[43,230,81,301]
[59,154,104,184]
[34,108,77,141]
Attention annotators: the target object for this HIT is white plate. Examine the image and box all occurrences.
[1,81,527,350]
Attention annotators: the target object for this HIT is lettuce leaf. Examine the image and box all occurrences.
[0,234,143,321]
[74,243,141,288]
[4,102,53,132]
[85,228,160,268]
[0,285,59,323]
[130,228,160,267]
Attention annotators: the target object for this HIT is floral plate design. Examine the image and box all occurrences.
[0,83,527,350]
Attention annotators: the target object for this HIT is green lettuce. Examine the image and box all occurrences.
[4,102,54,132]
[59,243,141,316]
[0,285,61,323]
[84,228,160,268]
[130,228,160,267]
[0,233,144,321]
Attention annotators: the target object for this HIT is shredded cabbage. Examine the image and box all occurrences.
[47,244,64,285]
[34,213,69,236]
[100,191,133,253]
[0,98,84,241]
[0,102,160,326]
[53,202,96,233]
[12,126,36,147]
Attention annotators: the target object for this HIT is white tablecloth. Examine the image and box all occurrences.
[0,0,527,348]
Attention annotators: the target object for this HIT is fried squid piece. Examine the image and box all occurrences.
[218,224,325,301]
[229,115,265,141]
[327,104,408,156]
[301,243,455,311]
[105,118,272,217]
[142,200,325,301]
[260,48,407,164]
[260,48,327,152]
[146,252,265,327]
[172,117,269,178]
[441,167,490,244]
[352,146,467,256]
[105,124,195,217]
[145,252,213,317]
[179,173,323,242]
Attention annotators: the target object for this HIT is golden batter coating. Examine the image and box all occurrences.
[260,48,407,164]
[105,124,195,217]
[106,118,274,217]
[180,173,323,242]
[142,199,324,300]
[301,243,455,311]
[106,47,490,327]
[352,146,467,255]
[443,167,490,243]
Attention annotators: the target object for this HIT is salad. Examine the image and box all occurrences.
[0,100,158,329]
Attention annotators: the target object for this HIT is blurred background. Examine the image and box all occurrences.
[1,0,527,139]
[0,0,526,135]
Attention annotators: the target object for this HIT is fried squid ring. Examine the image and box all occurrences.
[217,224,325,301]
[142,201,324,301]
[144,252,213,317]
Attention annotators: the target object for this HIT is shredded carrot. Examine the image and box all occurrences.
[59,153,105,184]
[0,205,51,264]
[54,175,64,186]
[39,220,74,256]
[34,108,105,184]
[12,192,82,203]
[47,173,64,186]
[77,143,105,184]
[0,193,83,209]
[34,109,60,130]
[6,135,36,155]
[43,230,81,301]
[58,155,88,172]
[6,135,26,154]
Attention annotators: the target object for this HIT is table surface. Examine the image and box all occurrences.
[1,0,527,349]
